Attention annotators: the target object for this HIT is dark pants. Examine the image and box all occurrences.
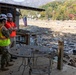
[10,37,17,60]
[10,37,16,48]
[0,46,10,68]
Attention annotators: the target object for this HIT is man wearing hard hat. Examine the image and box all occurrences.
[0,14,13,71]
[5,13,17,61]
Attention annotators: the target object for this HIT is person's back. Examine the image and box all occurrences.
[0,26,10,46]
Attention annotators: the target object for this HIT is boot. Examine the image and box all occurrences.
[6,62,13,67]
[10,59,15,62]
[1,68,9,71]
[1,65,9,71]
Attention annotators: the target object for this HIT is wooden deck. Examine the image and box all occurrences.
[0,57,76,75]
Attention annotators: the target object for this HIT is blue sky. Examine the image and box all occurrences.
[0,0,60,7]
[12,0,59,7]
[13,0,25,2]
[13,0,55,3]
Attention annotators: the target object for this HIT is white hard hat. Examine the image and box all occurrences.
[0,14,7,20]
[7,13,13,18]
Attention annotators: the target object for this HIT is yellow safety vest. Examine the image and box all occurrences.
[0,26,11,46]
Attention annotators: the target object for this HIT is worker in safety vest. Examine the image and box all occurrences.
[5,13,17,60]
[0,14,13,71]
[5,13,17,47]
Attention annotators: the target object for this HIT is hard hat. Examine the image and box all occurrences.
[0,14,7,20]
[7,13,13,18]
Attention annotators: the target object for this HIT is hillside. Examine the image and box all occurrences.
[40,0,76,20]
[20,0,76,20]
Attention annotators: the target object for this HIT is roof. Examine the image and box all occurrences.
[0,0,45,11]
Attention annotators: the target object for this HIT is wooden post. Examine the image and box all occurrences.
[57,40,64,70]
[26,34,30,45]
[0,7,1,14]
[13,8,16,22]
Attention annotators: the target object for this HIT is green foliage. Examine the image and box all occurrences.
[20,9,40,19]
[40,0,76,20]
[20,0,76,20]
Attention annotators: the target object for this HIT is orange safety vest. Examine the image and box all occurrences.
[5,21,16,37]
